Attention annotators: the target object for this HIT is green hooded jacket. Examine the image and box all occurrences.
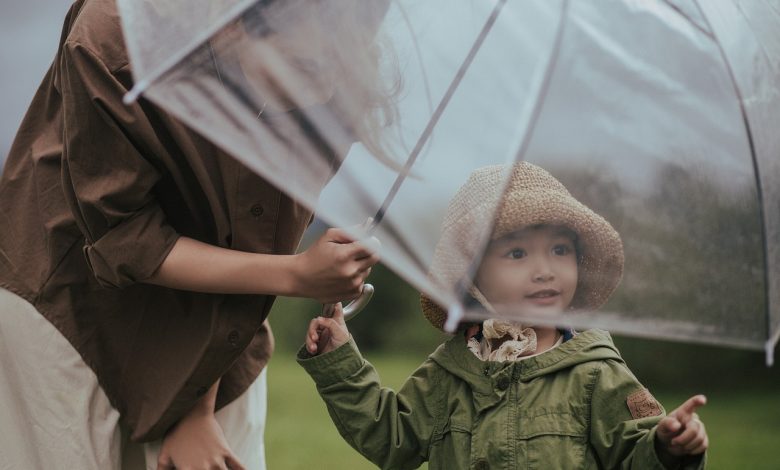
[298,329,706,470]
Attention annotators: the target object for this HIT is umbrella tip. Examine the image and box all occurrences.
[123,79,149,105]
[767,331,780,367]
[443,304,464,333]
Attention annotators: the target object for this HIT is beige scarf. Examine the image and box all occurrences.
[467,319,538,362]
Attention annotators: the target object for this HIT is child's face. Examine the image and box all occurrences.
[475,225,578,314]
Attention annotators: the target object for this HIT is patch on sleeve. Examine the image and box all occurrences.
[626,389,662,419]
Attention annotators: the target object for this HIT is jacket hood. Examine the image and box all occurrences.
[428,329,624,413]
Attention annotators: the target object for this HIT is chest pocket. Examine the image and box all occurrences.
[518,407,589,469]
[428,417,472,470]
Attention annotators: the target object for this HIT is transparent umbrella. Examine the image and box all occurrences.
[117,0,780,364]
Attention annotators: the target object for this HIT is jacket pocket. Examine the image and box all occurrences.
[428,419,472,470]
[518,408,589,469]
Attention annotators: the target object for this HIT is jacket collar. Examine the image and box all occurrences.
[429,329,622,413]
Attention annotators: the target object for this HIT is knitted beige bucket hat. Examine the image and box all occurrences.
[421,162,624,331]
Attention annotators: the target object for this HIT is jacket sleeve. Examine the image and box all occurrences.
[589,360,706,470]
[297,338,441,469]
[59,40,180,288]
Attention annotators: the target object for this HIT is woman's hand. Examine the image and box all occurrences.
[157,381,245,470]
[305,302,350,355]
[145,227,379,303]
[292,228,380,304]
[157,411,245,470]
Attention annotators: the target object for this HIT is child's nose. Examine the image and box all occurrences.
[532,262,555,282]
[532,271,554,282]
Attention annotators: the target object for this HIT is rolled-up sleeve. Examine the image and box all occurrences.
[59,40,180,288]
[589,360,706,470]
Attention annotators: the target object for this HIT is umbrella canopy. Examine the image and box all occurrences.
[117,0,779,364]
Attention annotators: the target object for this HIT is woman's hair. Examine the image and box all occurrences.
[312,0,402,168]
[244,0,402,168]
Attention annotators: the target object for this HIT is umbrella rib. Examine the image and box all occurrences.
[659,0,715,39]
[370,0,510,229]
[392,3,436,156]
[691,0,773,349]
[123,0,258,104]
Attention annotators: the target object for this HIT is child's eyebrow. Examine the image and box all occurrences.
[551,228,577,240]
[496,231,529,242]
[498,226,576,241]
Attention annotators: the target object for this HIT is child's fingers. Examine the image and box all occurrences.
[672,395,707,423]
[306,335,318,354]
[656,416,682,443]
[318,323,333,344]
[679,420,708,454]
[670,418,702,447]
[331,302,345,323]
[687,435,709,456]
[307,318,321,340]
[306,318,322,353]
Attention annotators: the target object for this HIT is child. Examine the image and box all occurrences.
[298,162,708,469]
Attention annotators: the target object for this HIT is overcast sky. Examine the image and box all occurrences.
[0,1,72,167]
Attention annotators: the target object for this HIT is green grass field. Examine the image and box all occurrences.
[266,352,780,469]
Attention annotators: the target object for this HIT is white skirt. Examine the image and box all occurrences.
[0,287,267,470]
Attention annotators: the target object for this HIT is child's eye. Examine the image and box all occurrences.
[552,244,573,256]
[507,248,526,259]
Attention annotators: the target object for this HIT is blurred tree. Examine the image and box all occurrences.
[550,160,766,341]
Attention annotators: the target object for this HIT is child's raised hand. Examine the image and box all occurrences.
[655,394,708,464]
[306,302,350,355]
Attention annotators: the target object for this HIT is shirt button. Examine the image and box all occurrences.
[250,204,264,217]
[475,459,489,470]
[196,386,208,397]
[496,376,511,391]
[227,330,240,347]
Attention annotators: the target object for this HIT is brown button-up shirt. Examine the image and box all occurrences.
[0,0,348,441]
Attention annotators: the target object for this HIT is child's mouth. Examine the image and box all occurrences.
[526,289,561,305]
[527,289,559,298]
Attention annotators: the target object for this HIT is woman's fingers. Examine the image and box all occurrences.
[325,227,355,244]
[225,453,247,470]
[350,236,381,261]
[156,455,174,470]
